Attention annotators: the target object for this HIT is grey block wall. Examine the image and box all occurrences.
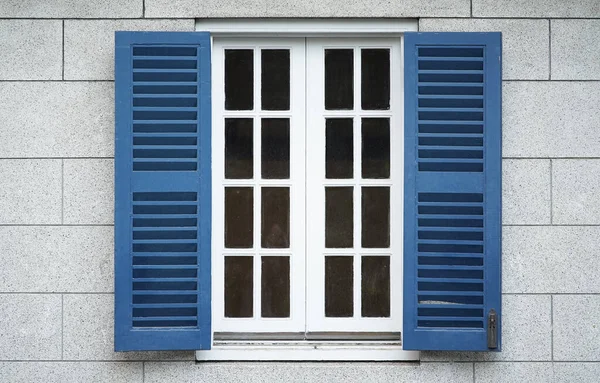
[0,1,598,382]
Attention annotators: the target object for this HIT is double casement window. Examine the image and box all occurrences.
[114,21,502,360]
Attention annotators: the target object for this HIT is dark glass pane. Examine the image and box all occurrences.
[225,49,253,110]
[325,256,353,317]
[325,187,353,248]
[362,187,390,248]
[361,49,390,110]
[261,187,290,248]
[362,118,390,179]
[261,118,290,179]
[261,49,290,110]
[225,118,253,179]
[225,256,253,317]
[261,256,290,318]
[326,118,353,179]
[325,49,354,110]
[225,187,253,248]
[361,256,390,317]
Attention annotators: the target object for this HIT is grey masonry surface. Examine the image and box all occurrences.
[0,0,599,382]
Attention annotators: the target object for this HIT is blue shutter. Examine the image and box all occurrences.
[403,33,502,351]
[114,32,211,351]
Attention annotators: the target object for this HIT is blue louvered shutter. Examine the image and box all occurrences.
[114,32,211,351]
[403,33,502,351]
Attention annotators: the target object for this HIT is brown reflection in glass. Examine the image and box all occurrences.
[325,49,354,110]
[361,256,390,317]
[362,187,390,248]
[261,49,290,110]
[325,256,354,317]
[225,49,253,110]
[225,256,253,317]
[261,118,290,179]
[261,187,290,248]
[361,49,390,110]
[325,187,353,248]
[362,118,390,179]
[225,187,253,248]
[326,118,353,179]
[261,256,290,318]
[225,118,253,179]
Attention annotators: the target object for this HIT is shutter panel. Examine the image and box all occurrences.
[115,32,211,351]
[403,33,501,351]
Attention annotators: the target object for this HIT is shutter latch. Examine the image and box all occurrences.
[487,309,498,349]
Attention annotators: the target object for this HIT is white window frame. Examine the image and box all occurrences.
[196,18,419,361]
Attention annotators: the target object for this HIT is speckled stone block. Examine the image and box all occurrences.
[145,0,470,18]
[144,362,473,383]
[554,363,600,382]
[63,294,194,361]
[0,159,62,224]
[0,0,142,18]
[474,362,553,383]
[419,18,549,80]
[473,0,600,17]
[0,82,114,158]
[554,295,600,361]
[0,226,113,292]
[0,294,61,360]
[64,159,114,225]
[553,160,600,225]
[422,295,551,361]
[503,226,600,294]
[552,20,600,80]
[0,362,143,383]
[502,159,551,225]
[64,19,194,80]
[0,20,62,80]
[503,82,600,158]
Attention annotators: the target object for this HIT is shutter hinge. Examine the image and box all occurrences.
[487,309,498,349]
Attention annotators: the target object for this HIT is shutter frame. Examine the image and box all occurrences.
[403,32,502,351]
[115,31,211,351]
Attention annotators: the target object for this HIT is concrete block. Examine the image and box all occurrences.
[144,362,473,383]
[145,0,470,18]
[554,295,600,361]
[422,295,551,361]
[554,363,600,383]
[473,0,600,17]
[0,82,113,158]
[0,0,142,18]
[64,159,114,225]
[552,20,600,82]
[503,82,600,158]
[0,159,62,224]
[0,20,62,80]
[64,19,194,80]
[0,226,113,292]
[503,226,600,293]
[0,294,61,360]
[63,294,194,360]
[419,18,549,80]
[553,160,600,225]
[0,362,143,383]
[503,159,551,225]
[474,362,553,383]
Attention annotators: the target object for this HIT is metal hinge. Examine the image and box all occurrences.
[487,309,498,349]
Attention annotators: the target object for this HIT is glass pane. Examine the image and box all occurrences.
[261,118,290,179]
[261,49,290,111]
[361,256,390,317]
[362,187,390,248]
[225,49,253,110]
[325,256,353,317]
[225,187,253,248]
[225,256,253,317]
[325,187,353,248]
[261,187,290,248]
[326,118,353,179]
[225,118,253,179]
[361,49,390,110]
[362,118,390,179]
[261,256,290,318]
[325,49,353,110]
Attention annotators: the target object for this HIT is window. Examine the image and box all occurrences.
[114,22,502,360]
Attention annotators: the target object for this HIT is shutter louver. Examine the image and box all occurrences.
[115,32,211,351]
[403,33,502,351]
